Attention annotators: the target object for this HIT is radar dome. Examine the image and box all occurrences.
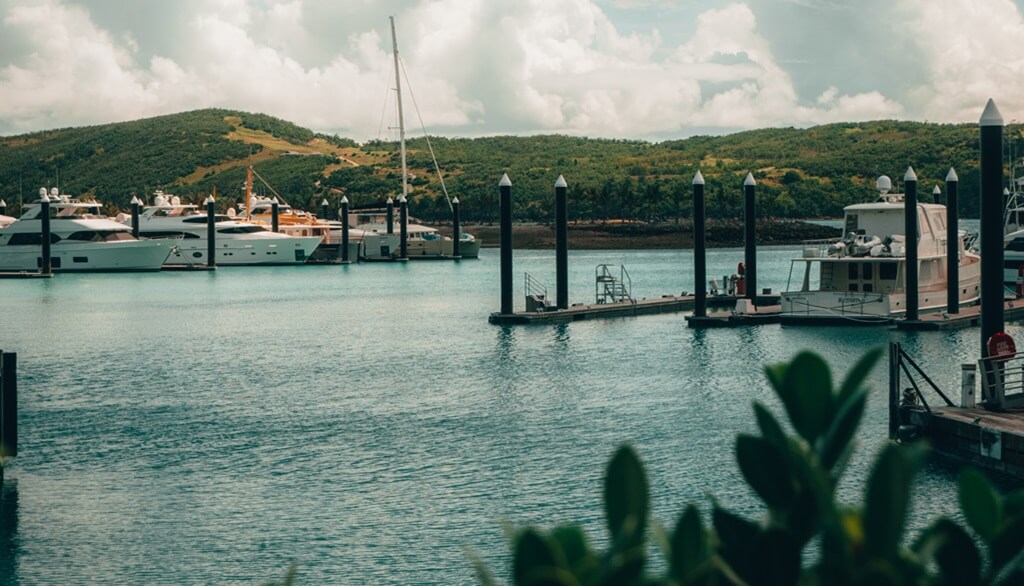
[876,175,892,194]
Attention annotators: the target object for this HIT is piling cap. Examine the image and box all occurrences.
[946,167,959,182]
[272,197,279,204]
[692,170,704,185]
[932,185,941,195]
[39,194,49,203]
[386,196,394,204]
[130,195,142,205]
[1005,188,1012,196]
[744,172,756,186]
[399,195,407,203]
[0,199,5,206]
[321,199,329,206]
[204,194,215,204]
[904,166,917,182]
[555,175,567,188]
[340,195,349,204]
[980,98,1004,127]
[499,173,511,187]
[452,196,460,204]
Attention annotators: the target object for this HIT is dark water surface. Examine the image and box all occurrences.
[0,247,1010,584]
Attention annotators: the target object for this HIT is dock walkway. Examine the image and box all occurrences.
[488,295,694,325]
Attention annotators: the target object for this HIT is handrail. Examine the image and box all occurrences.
[595,264,633,304]
[524,272,547,300]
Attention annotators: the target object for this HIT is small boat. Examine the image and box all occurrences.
[0,188,172,272]
[1003,160,1024,293]
[127,191,321,266]
[780,175,981,324]
[352,206,481,259]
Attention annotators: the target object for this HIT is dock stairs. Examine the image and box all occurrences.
[596,264,632,304]
[524,272,556,311]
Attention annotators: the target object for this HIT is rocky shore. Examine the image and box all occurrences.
[453,219,840,249]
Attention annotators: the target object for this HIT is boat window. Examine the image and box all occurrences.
[862,263,873,280]
[848,263,859,280]
[1007,239,1024,252]
[863,283,873,292]
[9,232,61,245]
[844,214,858,234]
[183,217,210,224]
[848,283,859,291]
[218,225,267,234]
[66,230,135,242]
[141,231,200,239]
[879,263,898,280]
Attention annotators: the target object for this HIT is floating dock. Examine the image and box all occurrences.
[0,271,52,279]
[488,295,694,325]
[902,405,1024,479]
[686,303,782,328]
[896,300,1024,330]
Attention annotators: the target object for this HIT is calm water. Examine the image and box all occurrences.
[0,246,1014,584]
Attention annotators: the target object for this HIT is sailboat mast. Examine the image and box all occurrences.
[390,15,409,202]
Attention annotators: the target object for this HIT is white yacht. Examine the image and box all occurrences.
[353,207,481,259]
[780,175,981,324]
[129,192,322,266]
[0,188,172,272]
[1003,161,1024,293]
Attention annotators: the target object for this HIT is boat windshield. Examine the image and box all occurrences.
[65,230,136,242]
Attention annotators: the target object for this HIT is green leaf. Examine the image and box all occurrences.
[863,444,922,560]
[764,362,788,395]
[913,519,981,586]
[712,505,760,583]
[1004,490,1024,520]
[469,550,501,586]
[753,402,788,454]
[736,434,796,508]
[749,529,801,586]
[670,504,708,583]
[777,351,834,444]
[818,389,867,472]
[604,445,648,548]
[959,468,1002,544]
[550,526,597,582]
[990,516,1024,575]
[513,528,565,586]
[837,347,883,405]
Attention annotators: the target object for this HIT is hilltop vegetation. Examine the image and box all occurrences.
[0,109,1020,222]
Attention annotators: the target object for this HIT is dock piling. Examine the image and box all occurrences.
[340,196,350,263]
[0,199,5,216]
[904,166,919,321]
[980,99,1005,361]
[271,198,280,233]
[386,197,394,235]
[693,171,707,318]
[555,175,569,310]
[947,168,960,314]
[1,351,17,459]
[130,196,141,239]
[40,192,51,275]
[398,195,408,260]
[499,174,513,315]
[205,194,216,267]
[452,197,462,259]
[743,173,757,301]
[321,199,330,222]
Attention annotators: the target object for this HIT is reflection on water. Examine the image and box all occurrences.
[0,480,18,583]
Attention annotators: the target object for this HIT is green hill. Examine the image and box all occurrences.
[0,109,1019,222]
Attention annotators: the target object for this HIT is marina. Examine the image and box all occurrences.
[1,246,1020,583]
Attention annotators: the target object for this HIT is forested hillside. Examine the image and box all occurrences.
[1,109,1020,222]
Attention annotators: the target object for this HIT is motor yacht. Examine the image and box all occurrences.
[0,188,172,272]
[353,207,481,259]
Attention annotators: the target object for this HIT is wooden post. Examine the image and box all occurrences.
[947,168,960,314]
[130,196,141,239]
[40,192,52,275]
[555,175,569,310]
[386,197,394,235]
[398,195,408,259]
[693,171,707,317]
[340,196,351,263]
[743,173,757,301]
[980,99,1005,359]
[205,194,216,267]
[452,197,462,259]
[904,166,919,321]
[499,174,513,315]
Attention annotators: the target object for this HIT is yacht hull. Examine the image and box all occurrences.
[0,239,172,272]
[163,236,322,266]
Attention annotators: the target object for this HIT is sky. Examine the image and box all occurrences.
[1,0,1024,143]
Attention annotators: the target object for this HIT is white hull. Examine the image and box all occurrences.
[163,236,322,266]
[0,239,171,272]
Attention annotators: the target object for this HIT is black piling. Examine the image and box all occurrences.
[904,166,919,321]
[40,193,51,275]
[130,196,141,239]
[1,351,17,459]
[932,185,941,205]
[743,173,757,301]
[386,198,395,235]
[205,195,216,267]
[271,198,280,233]
[980,99,1005,358]
[398,195,408,260]
[321,199,330,222]
[555,175,569,310]
[693,170,707,317]
[499,173,513,315]
[452,197,462,259]
[340,196,350,263]
[946,168,960,314]
[0,199,6,216]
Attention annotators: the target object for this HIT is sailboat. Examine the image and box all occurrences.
[353,16,481,259]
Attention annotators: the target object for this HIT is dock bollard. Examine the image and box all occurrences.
[205,194,216,267]
[451,197,462,259]
[555,175,569,310]
[743,173,757,301]
[340,196,350,263]
[130,196,141,239]
[946,168,960,314]
[386,197,394,235]
[321,199,330,222]
[40,191,52,275]
[398,195,408,259]
[904,166,919,321]
[1,351,17,460]
[499,173,513,315]
[271,197,280,233]
[693,171,707,317]
[980,99,1005,360]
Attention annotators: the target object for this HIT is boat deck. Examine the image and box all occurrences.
[907,405,1024,479]
[897,299,1024,330]
[686,304,782,328]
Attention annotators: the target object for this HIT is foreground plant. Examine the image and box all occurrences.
[475,349,1024,586]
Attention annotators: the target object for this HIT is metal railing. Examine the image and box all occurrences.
[595,264,632,304]
[524,272,551,312]
[978,353,1024,410]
